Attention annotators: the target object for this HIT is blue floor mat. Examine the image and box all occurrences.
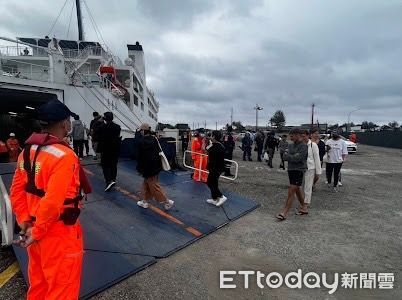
[2,159,259,299]
[13,246,156,300]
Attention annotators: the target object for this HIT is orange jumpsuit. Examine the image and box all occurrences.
[349,133,357,143]
[10,141,83,300]
[191,137,208,182]
[6,138,21,162]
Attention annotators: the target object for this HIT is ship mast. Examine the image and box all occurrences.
[76,0,84,41]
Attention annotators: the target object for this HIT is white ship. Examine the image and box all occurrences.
[0,0,158,140]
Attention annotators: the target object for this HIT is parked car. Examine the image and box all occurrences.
[340,136,357,153]
[319,134,357,153]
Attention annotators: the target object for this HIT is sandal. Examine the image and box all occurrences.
[276,213,286,221]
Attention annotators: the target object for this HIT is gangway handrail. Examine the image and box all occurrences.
[0,176,14,246]
[183,150,238,181]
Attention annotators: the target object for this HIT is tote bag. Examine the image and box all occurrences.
[155,137,171,171]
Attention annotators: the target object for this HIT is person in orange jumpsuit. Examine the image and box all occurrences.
[10,100,91,300]
[349,132,357,143]
[191,131,208,182]
[6,132,21,162]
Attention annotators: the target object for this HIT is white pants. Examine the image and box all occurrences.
[303,169,316,204]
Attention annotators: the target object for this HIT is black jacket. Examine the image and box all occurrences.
[207,142,225,174]
[97,122,121,154]
[264,135,279,150]
[223,133,235,153]
[317,140,326,161]
[137,135,162,178]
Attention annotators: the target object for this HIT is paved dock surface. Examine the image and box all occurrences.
[1,144,401,299]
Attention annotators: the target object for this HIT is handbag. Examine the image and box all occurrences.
[155,137,171,171]
[323,153,328,163]
[263,152,269,161]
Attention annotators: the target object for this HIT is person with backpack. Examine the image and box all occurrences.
[71,114,85,158]
[206,131,227,207]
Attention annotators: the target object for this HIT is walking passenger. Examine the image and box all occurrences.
[90,112,104,160]
[302,129,322,206]
[223,126,235,176]
[97,112,121,192]
[136,123,174,210]
[264,131,279,168]
[191,131,208,182]
[10,100,91,300]
[71,114,85,158]
[310,128,325,189]
[325,131,348,192]
[278,134,288,170]
[242,132,253,161]
[206,130,227,207]
[254,130,265,162]
[276,128,308,221]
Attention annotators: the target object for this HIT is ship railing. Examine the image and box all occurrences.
[99,75,125,97]
[0,59,51,82]
[0,45,48,57]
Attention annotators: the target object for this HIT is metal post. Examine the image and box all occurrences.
[76,0,84,41]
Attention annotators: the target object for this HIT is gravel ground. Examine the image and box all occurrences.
[1,144,401,299]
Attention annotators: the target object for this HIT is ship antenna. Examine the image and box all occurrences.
[76,0,84,41]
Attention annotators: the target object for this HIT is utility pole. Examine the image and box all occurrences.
[230,107,233,126]
[311,103,315,129]
[254,104,263,131]
[216,122,218,130]
[347,108,361,133]
[204,120,207,129]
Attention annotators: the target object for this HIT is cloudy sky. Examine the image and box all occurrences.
[1,0,401,127]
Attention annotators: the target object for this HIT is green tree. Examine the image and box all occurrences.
[231,121,245,132]
[270,110,286,129]
[388,121,400,128]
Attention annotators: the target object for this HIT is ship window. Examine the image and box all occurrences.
[141,102,144,111]
[134,95,138,106]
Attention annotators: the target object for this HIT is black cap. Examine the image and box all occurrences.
[37,100,76,124]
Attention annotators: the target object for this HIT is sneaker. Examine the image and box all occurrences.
[164,199,174,210]
[337,181,343,187]
[325,180,328,184]
[333,187,339,193]
[327,183,332,188]
[215,195,227,207]
[137,200,149,209]
[104,181,116,192]
[206,198,218,205]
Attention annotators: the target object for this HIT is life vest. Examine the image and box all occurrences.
[22,133,92,225]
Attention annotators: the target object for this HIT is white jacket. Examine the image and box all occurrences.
[307,140,322,174]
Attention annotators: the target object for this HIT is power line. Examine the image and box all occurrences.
[47,0,69,36]
[66,0,75,39]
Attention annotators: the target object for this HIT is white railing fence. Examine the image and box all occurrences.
[183,150,239,181]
